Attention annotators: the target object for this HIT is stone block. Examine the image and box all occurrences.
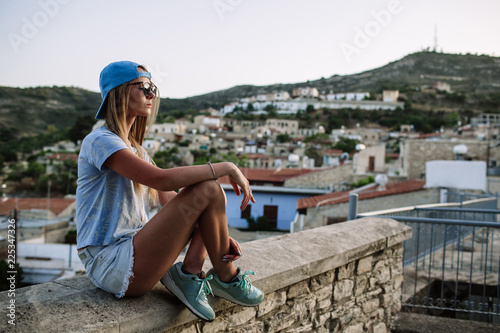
[293,295,317,317]
[372,259,385,272]
[314,312,331,328]
[376,267,391,284]
[391,262,403,277]
[361,298,380,314]
[287,279,310,299]
[373,322,387,333]
[393,274,404,290]
[257,290,287,317]
[379,293,392,306]
[315,285,333,301]
[227,307,257,326]
[355,275,368,296]
[285,323,313,332]
[334,279,354,301]
[202,318,227,332]
[316,297,332,310]
[357,256,372,275]
[310,270,334,291]
[266,310,296,331]
[344,322,364,333]
[231,321,265,333]
[369,277,378,288]
[338,262,356,280]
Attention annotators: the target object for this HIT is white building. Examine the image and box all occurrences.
[382,90,399,103]
[292,87,319,98]
[150,123,184,136]
[326,92,370,101]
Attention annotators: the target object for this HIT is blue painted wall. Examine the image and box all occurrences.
[223,188,308,231]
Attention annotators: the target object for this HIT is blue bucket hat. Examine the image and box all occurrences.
[95,61,152,119]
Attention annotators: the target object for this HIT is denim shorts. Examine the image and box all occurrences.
[78,236,135,298]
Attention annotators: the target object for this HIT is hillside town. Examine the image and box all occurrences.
[2,82,500,236]
[1,77,500,331]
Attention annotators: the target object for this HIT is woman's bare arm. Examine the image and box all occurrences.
[104,148,255,209]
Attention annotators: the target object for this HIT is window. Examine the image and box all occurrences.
[241,205,251,219]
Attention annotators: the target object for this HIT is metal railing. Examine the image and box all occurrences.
[353,194,500,321]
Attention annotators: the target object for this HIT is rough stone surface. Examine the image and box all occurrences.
[0,218,413,333]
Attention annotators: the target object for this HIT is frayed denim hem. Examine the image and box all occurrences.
[115,234,136,298]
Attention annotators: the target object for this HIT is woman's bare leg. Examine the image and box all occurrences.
[181,227,207,275]
[126,180,237,296]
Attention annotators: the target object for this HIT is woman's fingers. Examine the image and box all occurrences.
[222,237,242,262]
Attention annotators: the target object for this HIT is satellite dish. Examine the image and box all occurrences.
[355,143,366,151]
[288,154,300,163]
[453,144,467,155]
[375,174,388,186]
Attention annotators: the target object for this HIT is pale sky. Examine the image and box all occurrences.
[1,0,499,98]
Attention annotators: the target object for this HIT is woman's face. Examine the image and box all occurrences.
[127,75,155,118]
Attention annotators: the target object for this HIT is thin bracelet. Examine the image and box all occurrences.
[207,161,218,180]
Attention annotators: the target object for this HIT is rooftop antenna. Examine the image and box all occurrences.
[433,24,438,52]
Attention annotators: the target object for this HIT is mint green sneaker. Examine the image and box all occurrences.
[207,267,264,306]
[161,262,215,321]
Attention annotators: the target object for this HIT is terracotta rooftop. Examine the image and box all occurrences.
[46,153,78,162]
[0,198,75,216]
[297,179,426,210]
[218,167,318,185]
[323,149,343,155]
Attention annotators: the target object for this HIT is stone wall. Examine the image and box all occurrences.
[400,139,500,180]
[1,217,411,332]
[284,164,353,191]
[304,187,440,229]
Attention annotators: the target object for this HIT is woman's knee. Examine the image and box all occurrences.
[185,180,225,209]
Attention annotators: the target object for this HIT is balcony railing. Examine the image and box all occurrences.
[352,194,500,322]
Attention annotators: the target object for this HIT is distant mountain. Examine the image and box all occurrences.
[1,51,499,138]
[171,51,500,110]
[0,86,101,138]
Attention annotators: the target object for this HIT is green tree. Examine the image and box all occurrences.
[153,147,182,168]
[404,98,413,110]
[305,146,322,167]
[304,133,330,144]
[246,216,274,231]
[6,163,25,183]
[68,114,96,144]
[306,104,315,114]
[276,133,291,143]
[333,137,359,154]
[24,161,45,182]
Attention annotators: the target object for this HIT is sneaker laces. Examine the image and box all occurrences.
[197,275,214,297]
[235,270,255,291]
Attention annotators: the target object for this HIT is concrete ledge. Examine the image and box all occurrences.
[395,313,500,333]
[1,217,412,332]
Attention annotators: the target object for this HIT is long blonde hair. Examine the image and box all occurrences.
[103,65,159,205]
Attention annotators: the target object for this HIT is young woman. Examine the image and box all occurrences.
[76,61,263,322]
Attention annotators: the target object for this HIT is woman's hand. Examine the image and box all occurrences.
[222,237,242,263]
[225,162,256,211]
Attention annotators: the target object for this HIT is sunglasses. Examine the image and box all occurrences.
[128,81,157,97]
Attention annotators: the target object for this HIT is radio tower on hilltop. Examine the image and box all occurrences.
[433,24,438,52]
